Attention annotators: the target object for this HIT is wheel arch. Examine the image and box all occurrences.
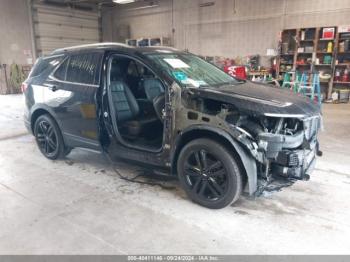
[171,126,257,195]
[30,105,62,134]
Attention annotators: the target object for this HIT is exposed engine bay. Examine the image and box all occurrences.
[177,90,322,194]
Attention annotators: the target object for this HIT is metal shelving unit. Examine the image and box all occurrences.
[277,26,345,99]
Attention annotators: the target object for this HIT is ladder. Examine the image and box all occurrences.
[298,72,322,106]
[281,71,295,90]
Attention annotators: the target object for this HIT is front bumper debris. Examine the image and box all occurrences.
[257,116,321,180]
[271,147,316,180]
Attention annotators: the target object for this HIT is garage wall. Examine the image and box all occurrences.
[101,0,172,43]
[0,0,33,65]
[102,0,350,59]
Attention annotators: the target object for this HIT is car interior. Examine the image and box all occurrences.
[108,56,165,150]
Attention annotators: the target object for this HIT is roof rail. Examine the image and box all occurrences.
[52,42,130,54]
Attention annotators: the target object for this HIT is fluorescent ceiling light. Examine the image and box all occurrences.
[113,0,135,4]
[127,4,159,10]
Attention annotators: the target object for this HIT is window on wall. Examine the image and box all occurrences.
[54,53,102,85]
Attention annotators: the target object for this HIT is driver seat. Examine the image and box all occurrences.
[110,65,157,136]
[143,78,164,102]
[141,78,165,123]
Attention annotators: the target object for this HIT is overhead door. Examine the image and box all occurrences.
[32,3,100,56]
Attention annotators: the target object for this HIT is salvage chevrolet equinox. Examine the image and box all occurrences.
[23,43,322,209]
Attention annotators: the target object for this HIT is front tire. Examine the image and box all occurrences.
[177,138,242,209]
[34,114,66,160]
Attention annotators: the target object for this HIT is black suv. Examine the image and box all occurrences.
[23,43,322,209]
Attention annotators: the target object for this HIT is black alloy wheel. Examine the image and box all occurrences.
[34,114,66,160]
[177,138,242,209]
[184,150,228,200]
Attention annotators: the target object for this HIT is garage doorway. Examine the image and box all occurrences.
[31,3,100,57]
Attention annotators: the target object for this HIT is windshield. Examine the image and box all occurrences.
[146,53,240,88]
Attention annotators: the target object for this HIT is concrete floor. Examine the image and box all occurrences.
[0,94,350,254]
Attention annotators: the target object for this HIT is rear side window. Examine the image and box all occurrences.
[66,53,102,85]
[54,58,69,80]
[29,56,63,78]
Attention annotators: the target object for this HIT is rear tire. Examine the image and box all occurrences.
[34,114,66,160]
[177,138,242,209]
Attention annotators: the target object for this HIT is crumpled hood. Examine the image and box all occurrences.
[189,81,321,118]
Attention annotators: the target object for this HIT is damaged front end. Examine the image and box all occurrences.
[255,115,322,181]
[226,111,322,183]
[176,84,322,196]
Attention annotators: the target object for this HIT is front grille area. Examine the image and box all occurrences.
[289,153,299,166]
[276,151,300,167]
[272,148,316,179]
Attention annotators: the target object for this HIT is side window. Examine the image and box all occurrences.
[30,56,63,78]
[127,61,140,77]
[54,58,69,80]
[127,60,154,79]
[66,53,102,85]
[141,66,155,78]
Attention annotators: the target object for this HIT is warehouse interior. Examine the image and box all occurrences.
[1,0,350,256]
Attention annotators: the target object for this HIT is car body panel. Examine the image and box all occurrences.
[24,51,104,151]
[188,81,321,118]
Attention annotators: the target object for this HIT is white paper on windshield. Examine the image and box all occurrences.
[164,58,190,69]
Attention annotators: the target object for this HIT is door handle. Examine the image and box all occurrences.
[44,83,59,92]
[49,85,58,92]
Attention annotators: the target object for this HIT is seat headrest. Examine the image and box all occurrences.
[110,64,123,81]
